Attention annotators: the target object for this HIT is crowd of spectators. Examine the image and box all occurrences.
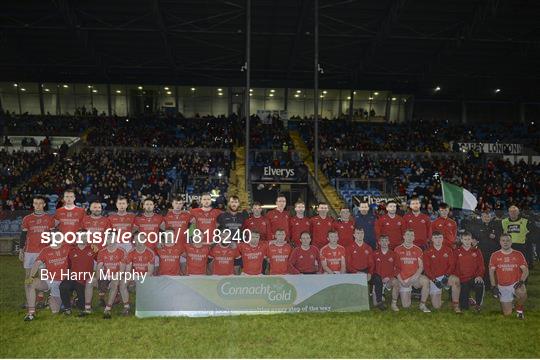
[298,119,539,153]
[322,155,540,211]
[85,115,236,149]
[4,148,230,211]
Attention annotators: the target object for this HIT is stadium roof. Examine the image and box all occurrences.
[2,0,540,100]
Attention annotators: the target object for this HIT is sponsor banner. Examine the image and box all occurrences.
[136,274,369,317]
[454,142,522,155]
[353,195,407,207]
[251,165,308,182]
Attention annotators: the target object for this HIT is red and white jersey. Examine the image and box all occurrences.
[189,208,222,243]
[394,244,423,280]
[54,206,85,234]
[320,244,346,272]
[108,212,136,241]
[489,249,527,286]
[36,245,70,281]
[21,213,55,253]
[97,247,126,273]
[81,215,111,246]
[163,210,193,247]
[289,216,311,247]
[156,246,183,276]
[134,213,164,250]
[238,242,268,275]
[267,242,292,275]
[125,248,155,275]
[209,245,240,276]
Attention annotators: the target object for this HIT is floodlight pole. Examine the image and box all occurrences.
[245,0,251,191]
[314,0,319,182]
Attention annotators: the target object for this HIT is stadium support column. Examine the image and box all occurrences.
[244,0,251,189]
[38,84,45,115]
[107,84,112,117]
[175,86,179,114]
[313,0,319,182]
[348,90,354,121]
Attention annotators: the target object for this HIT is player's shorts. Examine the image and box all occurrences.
[400,277,422,293]
[429,275,446,295]
[23,252,39,269]
[498,284,517,303]
[180,256,186,264]
[46,280,61,297]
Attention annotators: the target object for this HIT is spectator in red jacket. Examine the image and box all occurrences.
[423,231,461,312]
[454,232,485,312]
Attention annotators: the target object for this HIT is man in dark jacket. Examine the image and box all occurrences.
[468,210,501,287]
[354,200,377,249]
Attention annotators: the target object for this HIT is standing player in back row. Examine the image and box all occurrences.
[375,200,403,250]
[489,234,528,319]
[243,202,269,243]
[311,202,334,249]
[431,203,457,248]
[54,189,85,236]
[190,193,222,245]
[82,201,111,247]
[163,196,192,250]
[333,207,355,248]
[265,194,290,241]
[108,196,136,252]
[403,197,431,250]
[134,198,164,252]
[217,195,248,245]
[289,201,311,247]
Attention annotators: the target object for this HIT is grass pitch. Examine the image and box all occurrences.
[1,256,539,358]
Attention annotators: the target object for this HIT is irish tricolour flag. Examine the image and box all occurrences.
[441,181,478,210]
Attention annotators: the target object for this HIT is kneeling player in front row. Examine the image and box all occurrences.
[320,231,346,274]
[156,230,183,276]
[288,232,321,274]
[454,232,485,312]
[122,233,156,315]
[24,237,70,320]
[394,229,431,313]
[238,231,267,275]
[371,235,400,311]
[97,234,128,319]
[423,231,461,313]
[267,229,292,275]
[59,233,96,316]
[489,234,529,319]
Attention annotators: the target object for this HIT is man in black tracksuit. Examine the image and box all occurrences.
[468,211,501,287]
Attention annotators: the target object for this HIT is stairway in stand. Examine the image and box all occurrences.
[226,145,250,209]
[289,130,345,214]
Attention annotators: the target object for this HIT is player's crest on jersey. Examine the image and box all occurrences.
[364,250,370,255]
[73,253,78,258]
[309,255,314,259]
[431,254,436,258]
[421,219,425,223]
[68,212,73,217]
[458,253,463,257]
[397,222,401,225]
[376,258,381,262]
[472,253,477,257]
[504,257,510,263]
[385,222,390,226]
[388,257,393,262]
[443,253,448,257]
[316,222,320,225]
